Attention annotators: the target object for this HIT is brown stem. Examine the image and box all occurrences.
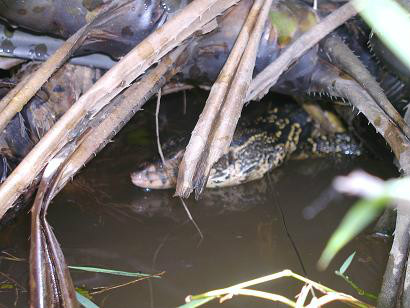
[0,0,118,132]
[321,33,410,307]
[176,0,274,198]
[175,0,267,197]
[322,34,410,141]
[377,206,410,308]
[194,0,275,197]
[155,89,166,165]
[318,65,410,308]
[54,45,188,195]
[0,0,239,220]
[29,145,79,308]
[28,45,187,308]
[247,0,368,102]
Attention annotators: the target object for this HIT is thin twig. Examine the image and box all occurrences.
[161,83,210,96]
[90,272,165,295]
[152,234,170,269]
[179,198,204,240]
[156,89,204,243]
[14,284,19,307]
[267,173,307,276]
[1,252,25,262]
[155,89,166,166]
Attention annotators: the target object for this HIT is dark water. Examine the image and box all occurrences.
[0,92,396,307]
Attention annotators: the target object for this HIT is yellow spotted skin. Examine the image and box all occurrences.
[131,102,362,189]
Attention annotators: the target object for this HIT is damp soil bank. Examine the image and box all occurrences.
[0,91,396,307]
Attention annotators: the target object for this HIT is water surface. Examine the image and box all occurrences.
[0,92,395,308]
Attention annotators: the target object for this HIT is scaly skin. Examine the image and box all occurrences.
[131,101,362,189]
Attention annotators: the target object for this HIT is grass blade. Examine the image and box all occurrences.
[76,291,100,308]
[178,297,215,308]
[339,252,356,275]
[69,266,161,278]
[319,198,386,269]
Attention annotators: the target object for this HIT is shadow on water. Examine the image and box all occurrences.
[0,91,396,307]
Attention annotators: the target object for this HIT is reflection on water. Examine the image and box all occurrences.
[0,92,396,307]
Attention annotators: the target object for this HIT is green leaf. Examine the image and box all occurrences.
[339,252,356,275]
[177,297,215,308]
[69,266,161,278]
[319,197,387,269]
[76,291,100,308]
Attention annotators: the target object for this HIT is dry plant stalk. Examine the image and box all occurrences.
[177,0,367,198]
[29,147,79,308]
[326,78,410,173]
[222,289,296,306]
[0,0,133,126]
[295,284,312,307]
[51,45,187,194]
[0,73,31,111]
[0,0,239,219]
[323,34,410,140]
[186,269,373,308]
[30,44,187,308]
[90,272,165,295]
[194,0,275,195]
[322,74,410,305]
[0,13,101,132]
[176,0,274,197]
[175,0,266,197]
[155,89,167,165]
[304,292,371,308]
[246,0,369,102]
[311,8,410,308]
